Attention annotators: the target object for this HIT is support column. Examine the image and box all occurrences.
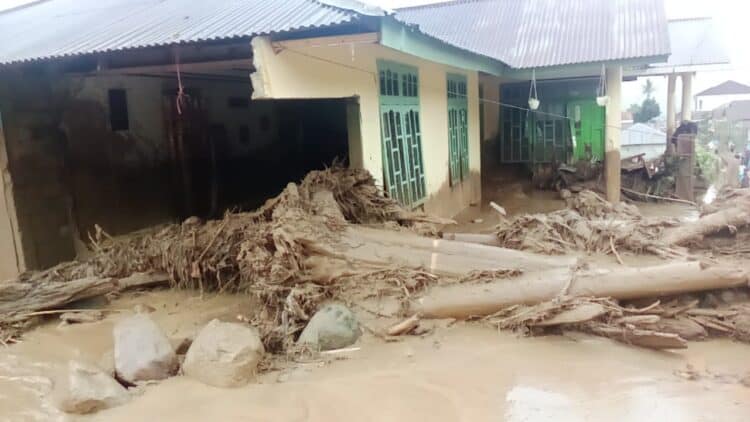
[605,66,622,203]
[665,74,677,155]
[681,72,693,122]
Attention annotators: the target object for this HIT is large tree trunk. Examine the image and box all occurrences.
[305,226,575,276]
[0,273,168,322]
[412,262,749,319]
[663,206,750,246]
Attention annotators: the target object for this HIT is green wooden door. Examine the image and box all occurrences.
[378,61,426,208]
[447,74,469,185]
[567,100,605,161]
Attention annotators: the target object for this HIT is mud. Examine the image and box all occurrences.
[1,289,749,421]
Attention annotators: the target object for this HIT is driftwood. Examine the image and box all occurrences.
[0,272,168,322]
[386,315,421,336]
[412,262,749,319]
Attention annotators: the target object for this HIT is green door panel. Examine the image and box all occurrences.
[447,73,469,185]
[567,100,605,161]
[378,60,426,208]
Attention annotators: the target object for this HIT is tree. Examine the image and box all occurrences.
[633,98,660,123]
[642,79,655,99]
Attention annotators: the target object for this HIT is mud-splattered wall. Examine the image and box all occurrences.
[0,67,344,274]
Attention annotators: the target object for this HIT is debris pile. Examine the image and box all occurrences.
[494,190,680,257]
[1,166,749,359]
[0,166,452,351]
[494,187,750,258]
[483,295,750,350]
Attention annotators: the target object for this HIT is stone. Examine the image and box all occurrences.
[53,361,129,414]
[297,303,361,351]
[113,314,178,384]
[182,319,265,388]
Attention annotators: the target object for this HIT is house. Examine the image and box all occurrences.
[0,0,675,278]
[707,100,750,147]
[695,80,750,112]
[621,123,667,160]
[396,0,670,197]
[629,17,730,141]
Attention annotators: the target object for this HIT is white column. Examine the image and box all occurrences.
[605,66,622,203]
[666,74,677,155]
[681,72,694,122]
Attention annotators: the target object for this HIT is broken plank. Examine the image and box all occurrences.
[532,303,608,327]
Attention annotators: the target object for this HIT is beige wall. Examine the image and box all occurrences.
[479,73,502,143]
[252,37,481,217]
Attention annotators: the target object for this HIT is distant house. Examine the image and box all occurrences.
[709,100,750,145]
[695,80,750,111]
[621,124,667,160]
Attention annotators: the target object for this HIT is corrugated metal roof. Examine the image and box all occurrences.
[0,0,360,65]
[396,0,671,69]
[622,123,665,146]
[696,80,750,97]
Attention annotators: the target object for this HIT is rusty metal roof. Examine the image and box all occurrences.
[0,0,363,65]
[396,0,671,69]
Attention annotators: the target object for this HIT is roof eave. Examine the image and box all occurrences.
[504,54,670,80]
[379,16,508,76]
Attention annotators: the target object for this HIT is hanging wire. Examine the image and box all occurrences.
[174,49,188,115]
[528,69,538,99]
[279,47,677,137]
[597,63,608,98]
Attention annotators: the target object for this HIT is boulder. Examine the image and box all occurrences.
[297,303,361,351]
[53,361,129,414]
[182,319,265,388]
[113,314,178,384]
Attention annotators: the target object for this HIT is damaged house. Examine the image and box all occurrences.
[0,0,677,279]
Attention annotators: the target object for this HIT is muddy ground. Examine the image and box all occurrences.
[1,287,749,422]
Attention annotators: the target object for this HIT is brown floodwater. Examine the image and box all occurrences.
[1,289,749,421]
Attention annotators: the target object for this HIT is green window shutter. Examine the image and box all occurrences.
[447,73,469,185]
[377,60,426,208]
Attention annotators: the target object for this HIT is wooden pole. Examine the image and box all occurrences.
[605,66,622,203]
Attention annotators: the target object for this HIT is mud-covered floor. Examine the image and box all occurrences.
[1,288,749,422]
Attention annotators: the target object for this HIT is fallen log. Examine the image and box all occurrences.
[308,226,575,276]
[412,262,749,319]
[0,272,168,322]
[663,205,750,246]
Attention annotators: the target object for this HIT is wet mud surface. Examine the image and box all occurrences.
[1,290,749,421]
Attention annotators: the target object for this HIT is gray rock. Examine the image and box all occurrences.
[182,319,265,388]
[53,361,129,414]
[297,303,361,351]
[113,314,177,384]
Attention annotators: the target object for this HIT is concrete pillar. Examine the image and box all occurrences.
[605,66,622,203]
[681,72,693,122]
[666,74,677,154]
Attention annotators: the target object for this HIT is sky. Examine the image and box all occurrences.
[1,0,748,114]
